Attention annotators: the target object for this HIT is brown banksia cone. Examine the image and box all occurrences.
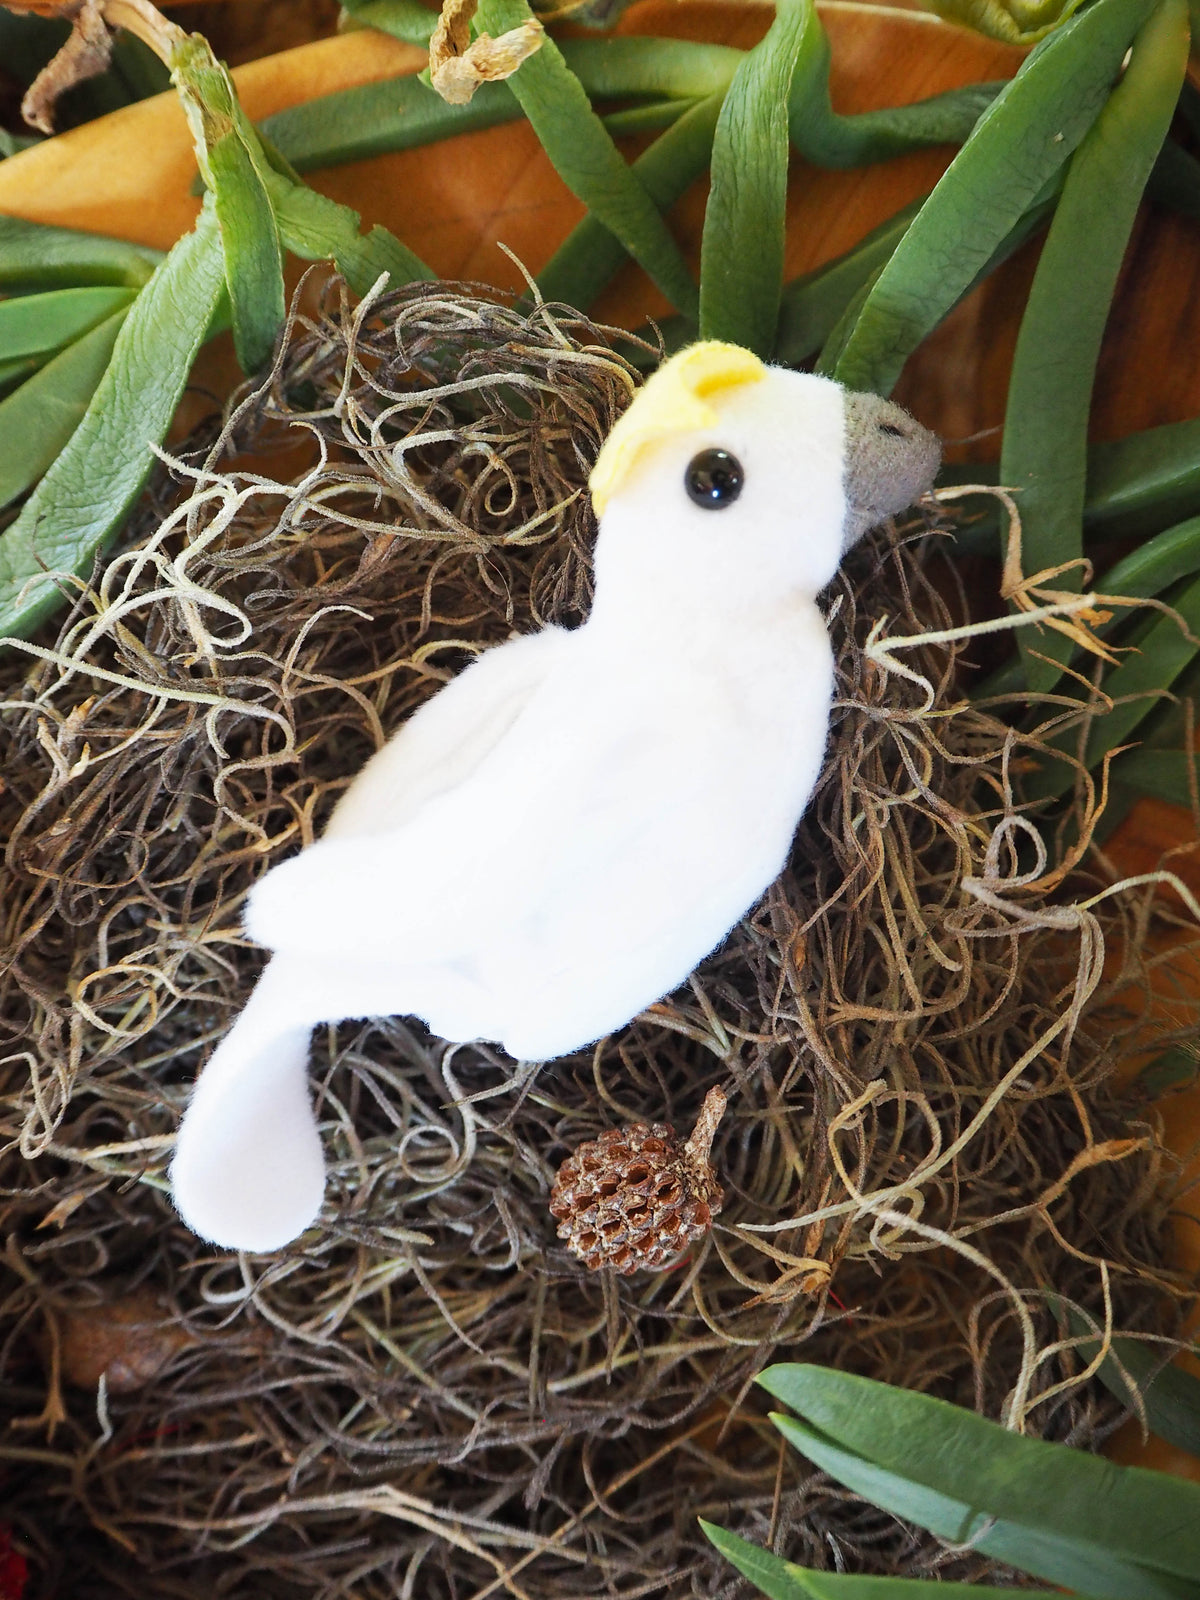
[549,1086,727,1274]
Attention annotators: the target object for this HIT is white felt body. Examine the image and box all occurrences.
[171,367,856,1250]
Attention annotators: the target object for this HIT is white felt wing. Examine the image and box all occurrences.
[245,626,568,957]
[324,626,569,841]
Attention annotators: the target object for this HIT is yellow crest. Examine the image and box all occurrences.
[588,342,765,516]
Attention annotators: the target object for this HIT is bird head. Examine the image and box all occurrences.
[588,343,940,615]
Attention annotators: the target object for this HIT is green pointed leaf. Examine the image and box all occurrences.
[260,167,433,297]
[108,29,171,102]
[0,206,225,643]
[1109,749,1200,809]
[600,98,695,137]
[1100,513,1200,598]
[787,10,1003,166]
[1024,567,1200,798]
[338,0,439,44]
[537,92,722,312]
[831,0,1158,395]
[700,1521,822,1600]
[264,73,521,169]
[1087,415,1200,539]
[760,1364,1200,1600]
[699,0,810,354]
[0,307,128,510]
[477,0,699,318]
[1134,1044,1200,1098]
[818,172,1059,377]
[775,199,923,366]
[975,511,1200,702]
[771,1410,1194,1600]
[700,1520,1069,1600]
[0,130,39,160]
[169,37,287,376]
[0,355,39,393]
[1148,138,1200,220]
[552,37,740,103]
[0,285,134,361]
[261,39,742,173]
[262,34,992,180]
[1063,1306,1200,1459]
[928,0,1086,43]
[0,215,161,291]
[932,407,1200,558]
[207,128,286,374]
[1002,0,1190,691]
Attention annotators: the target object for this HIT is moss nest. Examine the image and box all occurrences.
[0,276,1195,1598]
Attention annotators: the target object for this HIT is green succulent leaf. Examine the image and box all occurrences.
[1109,750,1200,809]
[169,35,287,375]
[1062,1306,1200,1460]
[1087,414,1200,540]
[477,0,699,317]
[774,198,924,366]
[260,166,433,297]
[0,204,226,643]
[926,0,1086,43]
[700,1521,1073,1600]
[759,1364,1200,1600]
[1133,1044,1200,1097]
[787,10,1004,164]
[0,130,39,160]
[0,285,134,361]
[0,355,39,393]
[700,0,811,353]
[537,92,722,312]
[830,0,1159,396]
[1002,0,1190,692]
[261,40,741,172]
[338,0,440,44]
[0,215,161,291]
[205,126,286,374]
[0,306,129,511]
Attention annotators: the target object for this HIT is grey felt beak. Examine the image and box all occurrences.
[841,391,941,551]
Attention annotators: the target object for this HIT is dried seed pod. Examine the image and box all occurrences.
[50,1288,197,1394]
[549,1087,727,1273]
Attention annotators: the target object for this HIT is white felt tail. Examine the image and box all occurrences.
[170,957,325,1252]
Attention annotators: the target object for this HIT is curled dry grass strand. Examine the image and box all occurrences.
[0,278,1195,1597]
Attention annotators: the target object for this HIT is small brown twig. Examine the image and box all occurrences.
[683,1086,728,1170]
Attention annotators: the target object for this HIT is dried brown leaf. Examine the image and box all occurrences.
[428,0,543,105]
[19,0,112,134]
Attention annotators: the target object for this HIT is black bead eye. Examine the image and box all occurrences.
[878,422,906,438]
[685,448,744,509]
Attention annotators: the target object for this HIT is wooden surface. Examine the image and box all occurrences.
[1101,794,1200,1474]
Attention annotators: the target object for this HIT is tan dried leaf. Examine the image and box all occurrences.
[37,1188,97,1229]
[0,0,81,14]
[53,1288,196,1393]
[20,0,112,134]
[10,0,183,131]
[428,0,544,106]
[992,486,1124,665]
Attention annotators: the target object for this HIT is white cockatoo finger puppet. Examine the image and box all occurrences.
[171,341,940,1252]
